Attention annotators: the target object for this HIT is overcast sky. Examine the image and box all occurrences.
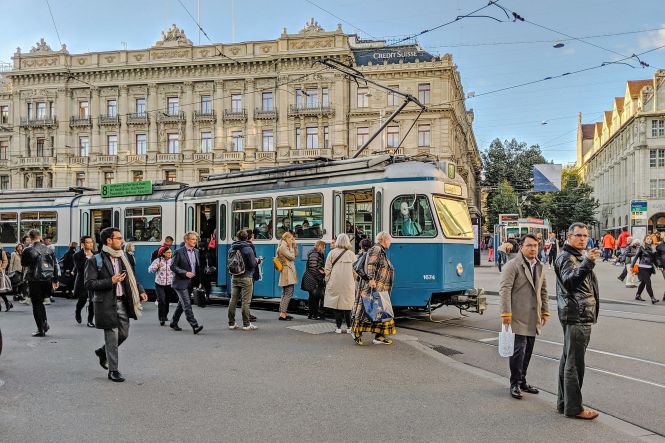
[1,0,664,165]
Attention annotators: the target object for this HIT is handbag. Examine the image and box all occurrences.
[192,287,207,308]
[361,289,393,322]
[632,263,639,274]
[324,250,347,283]
[498,324,515,357]
[0,271,11,293]
[273,240,284,272]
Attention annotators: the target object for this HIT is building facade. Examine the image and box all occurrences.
[577,70,665,234]
[0,20,480,213]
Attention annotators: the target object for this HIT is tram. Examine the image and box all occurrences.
[493,215,552,260]
[0,155,485,314]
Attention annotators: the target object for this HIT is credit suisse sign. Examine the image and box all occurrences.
[353,45,434,66]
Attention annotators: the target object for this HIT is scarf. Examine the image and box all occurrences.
[102,245,142,317]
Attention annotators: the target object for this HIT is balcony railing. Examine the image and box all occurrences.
[19,117,57,128]
[99,115,120,126]
[157,153,183,163]
[95,155,118,165]
[255,151,276,161]
[289,148,332,159]
[193,110,216,122]
[223,109,247,122]
[158,111,186,123]
[18,156,55,167]
[0,159,9,168]
[221,151,245,162]
[69,117,92,127]
[127,113,149,125]
[127,154,147,163]
[69,156,89,165]
[288,104,334,117]
[193,152,214,162]
[254,108,277,120]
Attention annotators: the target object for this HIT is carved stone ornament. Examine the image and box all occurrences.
[154,24,193,48]
[21,57,58,68]
[133,54,145,61]
[229,47,241,55]
[30,38,53,54]
[194,82,213,91]
[261,45,272,54]
[289,39,333,50]
[152,49,190,60]
[105,55,116,63]
[300,18,324,34]
[100,88,119,97]
[77,57,87,65]
[199,49,209,57]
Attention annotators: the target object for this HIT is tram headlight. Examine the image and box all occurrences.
[456,262,463,276]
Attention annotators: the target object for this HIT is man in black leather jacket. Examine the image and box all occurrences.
[554,222,600,420]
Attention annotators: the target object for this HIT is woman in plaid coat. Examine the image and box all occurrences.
[352,231,397,345]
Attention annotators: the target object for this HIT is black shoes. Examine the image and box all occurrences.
[520,383,539,394]
[108,371,125,383]
[510,385,523,399]
[32,331,45,337]
[278,316,292,321]
[75,311,82,324]
[160,321,165,326]
[249,314,257,322]
[87,321,95,328]
[94,348,108,370]
[635,295,645,301]
[652,298,660,304]
[170,323,182,331]
[193,325,203,335]
[5,302,13,311]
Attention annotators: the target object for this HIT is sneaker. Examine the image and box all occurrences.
[346,328,353,334]
[353,335,364,346]
[242,323,258,331]
[372,336,393,345]
[334,328,342,334]
[228,324,239,330]
[43,297,52,305]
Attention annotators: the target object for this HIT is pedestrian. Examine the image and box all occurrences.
[151,236,174,261]
[487,237,494,262]
[277,232,298,321]
[601,231,615,262]
[553,222,600,420]
[9,243,24,302]
[535,232,546,262]
[353,238,373,283]
[545,232,558,269]
[244,231,259,323]
[324,234,356,334]
[21,229,59,336]
[73,236,96,327]
[0,245,12,311]
[301,240,326,320]
[497,241,513,272]
[499,234,550,400]
[148,247,174,326]
[169,232,204,334]
[351,231,397,346]
[651,230,661,246]
[61,241,77,297]
[617,227,630,258]
[85,227,148,383]
[227,230,258,331]
[123,242,136,271]
[619,238,639,288]
[632,235,660,304]
[507,235,519,261]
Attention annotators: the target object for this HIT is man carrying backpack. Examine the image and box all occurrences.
[21,229,59,337]
[227,230,258,331]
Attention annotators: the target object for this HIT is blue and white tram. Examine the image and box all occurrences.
[0,155,485,314]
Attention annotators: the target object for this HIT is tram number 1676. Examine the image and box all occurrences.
[423,274,436,281]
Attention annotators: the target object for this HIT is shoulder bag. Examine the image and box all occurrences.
[273,241,284,272]
[325,249,348,282]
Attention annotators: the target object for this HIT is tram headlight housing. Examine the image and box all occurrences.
[456,262,464,276]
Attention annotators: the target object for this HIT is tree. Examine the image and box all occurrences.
[487,181,519,227]
[548,167,599,233]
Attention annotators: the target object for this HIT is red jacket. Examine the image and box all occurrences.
[602,234,616,249]
[617,231,630,248]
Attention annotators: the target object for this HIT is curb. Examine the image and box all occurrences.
[484,291,642,306]
[395,334,665,442]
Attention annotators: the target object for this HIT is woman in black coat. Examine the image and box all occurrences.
[301,241,326,319]
[632,236,660,304]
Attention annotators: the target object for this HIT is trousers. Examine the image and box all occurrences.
[509,334,535,387]
[636,267,655,299]
[154,284,172,322]
[557,323,592,416]
[279,285,294,313]
[172,287,199,328]
[74,287,94,323]
[333,309,352,328]
[28,281,52,332]
[228,275,253,327]
[101,300,130,372]
[307,287,323,318]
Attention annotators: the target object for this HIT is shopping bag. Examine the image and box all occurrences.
[0,272,12,293]
[377,291,394,318]
[498,324,515,357]
[362,290,393,322]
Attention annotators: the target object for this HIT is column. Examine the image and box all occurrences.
[90,87,100,155]
[120,85,130,155]
[184,81,194,153]
[245,79,256,161]
[213,81,224,157]
[148,84,158,154]
[276,75,290,158]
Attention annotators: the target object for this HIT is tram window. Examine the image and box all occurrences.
[433,196,473,239]
[0,212,18,243]
[390,195,436,237]
[20,211,57,241]
[276,193,323,239]
[232,198,273,240]
[125,206,162,242]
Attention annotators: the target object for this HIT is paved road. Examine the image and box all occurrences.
[0,296,655,442]
[394,260,665,438]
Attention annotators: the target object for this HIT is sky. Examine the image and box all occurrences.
[1,0,664,165]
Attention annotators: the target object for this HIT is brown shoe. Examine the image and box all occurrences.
[573,409,599,420]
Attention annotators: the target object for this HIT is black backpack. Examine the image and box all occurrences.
[227,248,245,276]
[353,251,369,281]
[33,247,56,282]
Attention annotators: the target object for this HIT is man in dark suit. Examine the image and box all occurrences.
[170,231,204,334]
[85,227,148,383]
[73,235,96,327]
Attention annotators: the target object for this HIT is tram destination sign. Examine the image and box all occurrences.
[101,180,153,198]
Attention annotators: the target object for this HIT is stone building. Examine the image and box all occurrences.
[0,20,480,213]
[576,70,665,234]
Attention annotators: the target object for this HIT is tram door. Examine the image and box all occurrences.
[81,208,118,251]
[334,189,373,252]
[194,203,218,284]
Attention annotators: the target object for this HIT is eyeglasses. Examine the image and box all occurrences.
[572,234,589,238]
[111,236,123,240]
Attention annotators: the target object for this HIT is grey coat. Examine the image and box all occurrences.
[499,251,550,336]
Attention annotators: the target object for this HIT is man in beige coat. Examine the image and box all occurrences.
[500,234,550,400]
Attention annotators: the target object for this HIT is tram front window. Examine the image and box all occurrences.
[433,196,473,239]
[390,195,436,237]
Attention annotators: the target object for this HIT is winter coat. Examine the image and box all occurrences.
[301,248,325,292]
[554,244,599,325]
[601,234,615,249]
[0,248,8,272]
[277,240,298,287]
[9,251,22,273]
[323,248,356,310]
[632,245,657,271]
[229,240,257,278]
[655,243,665,268]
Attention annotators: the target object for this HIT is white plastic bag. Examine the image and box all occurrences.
[378,291,394,318]
[498,324,515,357]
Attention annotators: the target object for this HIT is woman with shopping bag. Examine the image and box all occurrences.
[351,231,396,346]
